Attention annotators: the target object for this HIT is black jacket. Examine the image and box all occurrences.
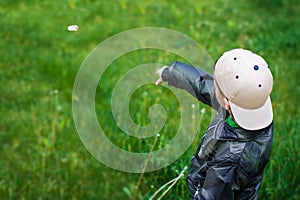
[162,61,273,200]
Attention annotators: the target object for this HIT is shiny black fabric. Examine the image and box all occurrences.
[162,62,274,200]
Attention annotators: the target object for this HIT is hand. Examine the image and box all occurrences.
[155,66,167,85]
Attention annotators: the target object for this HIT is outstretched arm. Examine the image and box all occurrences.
[156,61,219,110]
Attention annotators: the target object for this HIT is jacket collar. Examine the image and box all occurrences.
[214,108,272,141]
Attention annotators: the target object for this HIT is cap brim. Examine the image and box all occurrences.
[229,97,273,130]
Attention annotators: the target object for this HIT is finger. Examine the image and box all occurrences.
[155,78,162,85]
[155,80,160,85]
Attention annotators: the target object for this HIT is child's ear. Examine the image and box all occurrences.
[224,98,230,111]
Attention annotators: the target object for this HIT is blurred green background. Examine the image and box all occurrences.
[1,0,299,199]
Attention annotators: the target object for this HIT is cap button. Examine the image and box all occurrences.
[254,65,259,70]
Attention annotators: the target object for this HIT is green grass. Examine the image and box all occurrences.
[1,0,300,199]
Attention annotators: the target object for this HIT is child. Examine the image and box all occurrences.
[155,49,274,200]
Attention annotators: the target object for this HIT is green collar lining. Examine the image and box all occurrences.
[226,116,241,128]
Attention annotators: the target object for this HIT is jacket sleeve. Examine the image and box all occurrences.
[161,61,220,110]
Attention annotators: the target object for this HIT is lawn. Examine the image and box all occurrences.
[1,0,300,199]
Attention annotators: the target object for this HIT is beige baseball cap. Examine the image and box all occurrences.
[214,49,273,130]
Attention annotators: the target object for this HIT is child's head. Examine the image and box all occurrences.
[213,49,273,130]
